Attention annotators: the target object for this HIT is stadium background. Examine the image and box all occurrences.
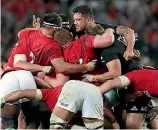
[1,0,158,67]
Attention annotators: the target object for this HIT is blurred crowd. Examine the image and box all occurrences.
[1,0,158,67]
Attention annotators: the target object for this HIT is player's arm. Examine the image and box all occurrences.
[0,89,42,108]
[93,28,115,48]
[37,71,69,88]
[51,57,95,74]
[14,54,53,73]
[0,62,7,77]
[99,75,130,94]
[92,59,121,82]
[116,25,135,60]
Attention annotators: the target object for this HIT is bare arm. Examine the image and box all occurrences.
[116,25,135,60]
[15,61,43,72]
[0,62,6,77]
[93,28,115,48]
[4,89,37,104]
[99,76,131,94]
[14,54,53,73]
[51,57,95,74]
[92,59,121,82]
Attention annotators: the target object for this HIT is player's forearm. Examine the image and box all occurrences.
[99,80,115,94]
[4,90,25,103]
[0,62,5,77]
[59,63,88,74]
[116,25,135,52]
[14,61,43,73]
[93,72,120,82]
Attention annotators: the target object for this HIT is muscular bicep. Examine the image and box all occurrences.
[93,33,114,48]
[106,59,121,77]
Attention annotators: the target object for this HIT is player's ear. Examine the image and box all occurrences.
[87,17,94,24]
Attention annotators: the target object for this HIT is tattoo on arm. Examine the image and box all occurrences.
[116,25,129,36]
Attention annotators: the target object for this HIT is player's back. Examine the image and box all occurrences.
[126,69,158,96]
[20,29,61,66]
[63,35,96,64]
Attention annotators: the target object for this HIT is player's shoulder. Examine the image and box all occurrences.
[96,22,117,30]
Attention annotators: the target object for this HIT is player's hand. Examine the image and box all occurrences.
[42,66,54,74]
[0,97,6,108]
[85,60,97,72]
[82,74,94,82]
[123,49,134,61]
[133,49,140,58]
[33,15,40,29]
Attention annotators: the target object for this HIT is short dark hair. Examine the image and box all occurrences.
[58,14,69,29]
[72,5,93,18]
[42,13,62,28]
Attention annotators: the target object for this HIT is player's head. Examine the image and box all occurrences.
[86,24,105,36]
[41,13,62,32]
[58,14,70,29]
[72,5,95,32]
[54,28,73,47]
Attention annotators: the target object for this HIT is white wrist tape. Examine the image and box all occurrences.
[32,89,42,102]
[118,76,130,88]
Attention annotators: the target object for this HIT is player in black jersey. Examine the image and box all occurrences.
[71,5,137,62]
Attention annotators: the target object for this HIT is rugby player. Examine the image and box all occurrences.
[99,69,158,129]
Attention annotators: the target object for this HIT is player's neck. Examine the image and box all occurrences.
[41,29,53,38]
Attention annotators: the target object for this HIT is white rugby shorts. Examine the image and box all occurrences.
[55,80,104,120]
[0,70,36,102]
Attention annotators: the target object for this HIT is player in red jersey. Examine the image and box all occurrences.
[1,13,95,129]
[0,40,53,129]
[40,25,114,87]
[15,13,96,88]
[99,69,158,129]
[0,80,104,129]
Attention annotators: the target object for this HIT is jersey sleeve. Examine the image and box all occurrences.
[81,35,95,48]
[44,42,63,61]
[101,47,119,64]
